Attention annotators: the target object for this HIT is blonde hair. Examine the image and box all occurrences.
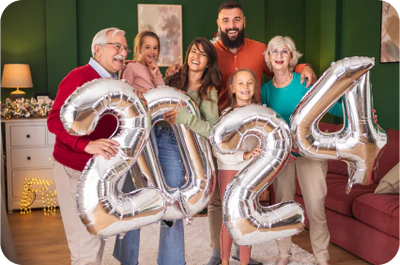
[133,31,160,61]
[228,68,257,107]
[264,35,302,72]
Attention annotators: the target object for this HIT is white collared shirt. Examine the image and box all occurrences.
[88,57,118,79]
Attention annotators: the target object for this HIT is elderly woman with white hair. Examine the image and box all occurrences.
[261,36,343,265]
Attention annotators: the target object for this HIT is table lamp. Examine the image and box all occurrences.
[1,64,33,101]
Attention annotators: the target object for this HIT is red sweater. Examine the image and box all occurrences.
[47,64,117,171]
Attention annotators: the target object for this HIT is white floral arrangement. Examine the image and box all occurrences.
[1,97,54,119]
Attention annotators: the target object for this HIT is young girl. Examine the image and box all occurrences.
[114,30,178,265]
[212,69,262,265]
[121,30,164,92]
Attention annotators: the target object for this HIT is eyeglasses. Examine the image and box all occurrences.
[105,42,131,53]
[269,49,291,58]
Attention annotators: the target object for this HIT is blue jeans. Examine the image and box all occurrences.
[113,125,186,265]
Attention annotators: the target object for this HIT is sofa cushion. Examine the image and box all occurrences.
[325,174,377,216]
[374,129,399,182]
[328,160,348,177]
[353,193,399,238]
[374,163,399,194]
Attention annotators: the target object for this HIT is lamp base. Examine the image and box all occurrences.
[10,88,26,101]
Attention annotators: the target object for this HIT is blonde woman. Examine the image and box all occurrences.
[261,36,343,265]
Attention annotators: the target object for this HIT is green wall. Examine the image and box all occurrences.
[1,0,399,129]
[339,0,399,130]
[1,0,266,102]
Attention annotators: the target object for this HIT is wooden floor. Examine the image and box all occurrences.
[7,208,370,265]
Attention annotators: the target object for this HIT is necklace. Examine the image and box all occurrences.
[273,73,292,88]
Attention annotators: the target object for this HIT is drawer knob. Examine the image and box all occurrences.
[27,156,31,161]
[26,134,31,138]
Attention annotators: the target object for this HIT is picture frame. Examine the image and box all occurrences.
[380,2,399,63]
[34,92,52,101]
[138,4,183,67]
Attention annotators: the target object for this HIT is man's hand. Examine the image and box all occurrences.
[85,139,120,160]
[165,62,182,77]
[300,65,318,88]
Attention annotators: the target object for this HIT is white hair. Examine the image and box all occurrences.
[91,27,126,57]
[264,35,303,72]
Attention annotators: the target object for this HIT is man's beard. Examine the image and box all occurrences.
[219,26,245,49]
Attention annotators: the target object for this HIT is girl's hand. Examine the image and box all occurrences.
[243,146,262,160]
[148,61,160,81]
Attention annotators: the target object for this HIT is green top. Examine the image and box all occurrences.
[176,88,219,138]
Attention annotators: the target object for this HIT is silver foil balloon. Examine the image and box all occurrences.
[290,57,387,194]
[60,78,167,238]
[209,104,305,246]
[134,85,215,222]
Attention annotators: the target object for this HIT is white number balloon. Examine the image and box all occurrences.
[290,57,387,194]
[60,79,166,238]
[209,104,305,245]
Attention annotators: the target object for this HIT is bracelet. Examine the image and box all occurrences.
[305,63,313,69]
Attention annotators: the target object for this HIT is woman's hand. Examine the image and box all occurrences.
[163,101,184,124]
[84,139,120,160]
[300,65,318,88]
[243,146,262,160]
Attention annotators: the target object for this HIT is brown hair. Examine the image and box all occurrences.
[228,68,257,107]
[218,1,242,14]
[133,31,160,61]
[166,38,221,106]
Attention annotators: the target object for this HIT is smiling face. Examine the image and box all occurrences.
[137,36,160,65]
[217,7,246,49]
[187,43,208,73]
[231,70,256,106]
[94,32,128,74]
[268,45,292,72]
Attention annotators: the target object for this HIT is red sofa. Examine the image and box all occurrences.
[271,123,399,264]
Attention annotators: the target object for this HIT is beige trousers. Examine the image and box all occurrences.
[207,170,222,249]
[54,161,105,265]
[274,157,330,263]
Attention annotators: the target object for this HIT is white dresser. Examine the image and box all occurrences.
[2,118,55,212]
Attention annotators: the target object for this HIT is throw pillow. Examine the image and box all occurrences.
[374,163,399,194]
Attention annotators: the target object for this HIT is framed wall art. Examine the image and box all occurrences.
[138,4,183,67]
[380,2,399,63]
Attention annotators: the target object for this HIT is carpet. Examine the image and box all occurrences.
[102,216,316,265]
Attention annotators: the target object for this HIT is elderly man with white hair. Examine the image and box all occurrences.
[47,27,129,265]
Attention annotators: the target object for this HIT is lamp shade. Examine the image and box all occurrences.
[1,64,33,89]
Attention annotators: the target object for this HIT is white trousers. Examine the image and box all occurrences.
[54,161,105,265]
